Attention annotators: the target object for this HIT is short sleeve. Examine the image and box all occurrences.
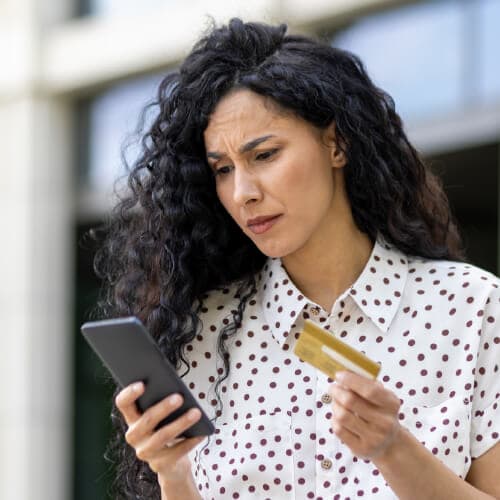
[470,283,500,458]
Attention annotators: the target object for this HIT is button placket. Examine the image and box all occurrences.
[310,305,321,317]
[315,371,334,487]
[318,371,333,404]
[307,304,330,326]
[311,315,340,489]
[321,458,333,470]
[321,393,332,404]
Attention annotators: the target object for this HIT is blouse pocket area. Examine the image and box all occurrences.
[399,396,471,478]
[195,411,295,500]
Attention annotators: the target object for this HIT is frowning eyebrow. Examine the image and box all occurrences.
[206,134,276,160]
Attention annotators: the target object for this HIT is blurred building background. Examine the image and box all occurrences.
[0,0,499,498]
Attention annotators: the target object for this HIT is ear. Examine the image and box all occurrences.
[324,121,347,169]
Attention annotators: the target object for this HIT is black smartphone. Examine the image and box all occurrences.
[81,316,214,438]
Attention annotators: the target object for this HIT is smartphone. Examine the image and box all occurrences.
[81,316,215,438]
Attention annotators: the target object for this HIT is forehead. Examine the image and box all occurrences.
[203,90,299,149]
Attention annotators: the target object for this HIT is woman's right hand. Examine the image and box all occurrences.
[115,381,206,488]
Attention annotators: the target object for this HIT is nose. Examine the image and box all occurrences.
[233,167,262,206]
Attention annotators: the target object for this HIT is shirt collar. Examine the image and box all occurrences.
[348,238,409,334]
[258,258,308,348]
[258,237,409,347]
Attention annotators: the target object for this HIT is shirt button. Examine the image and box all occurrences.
[311,306,320,316]
[321,393,332,404]
[321,458,333,470]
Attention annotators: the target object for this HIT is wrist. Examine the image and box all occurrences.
[371,424,409,470]
[159,472,201,500]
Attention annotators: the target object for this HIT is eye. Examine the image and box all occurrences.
[255,149,278,161]
[214,165,233,176]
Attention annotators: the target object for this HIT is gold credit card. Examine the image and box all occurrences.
[293,319,381,380]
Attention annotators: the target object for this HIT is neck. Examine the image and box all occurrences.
[281,220,373,313]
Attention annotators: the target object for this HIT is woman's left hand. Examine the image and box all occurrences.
[329,370,402,461]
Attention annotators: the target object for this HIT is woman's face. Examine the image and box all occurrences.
[203,89,348,259]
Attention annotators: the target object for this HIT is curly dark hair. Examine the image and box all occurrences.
[92,18,464,499]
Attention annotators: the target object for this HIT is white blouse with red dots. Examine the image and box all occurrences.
[182,238,499,499]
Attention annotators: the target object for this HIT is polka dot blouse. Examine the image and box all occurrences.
[183,239,500,499]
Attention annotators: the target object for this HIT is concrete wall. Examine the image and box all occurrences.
[0,1,74,498]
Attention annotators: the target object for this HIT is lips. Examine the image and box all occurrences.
[246,214,282,235]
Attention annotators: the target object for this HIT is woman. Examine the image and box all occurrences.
[94,18,500,499]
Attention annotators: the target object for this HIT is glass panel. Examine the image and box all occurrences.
[332,0,464,123]
[79,0,176,18]
[478,0,500,102]
[84,72,164,194]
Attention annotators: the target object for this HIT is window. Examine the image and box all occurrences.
[78,0,175,18]
[331,0,500,124]
[78,72,165,195]
[478,0,500,102]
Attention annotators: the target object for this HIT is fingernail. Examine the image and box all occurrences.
[188,408,201,421]
[169,394,181,405]
[335,371,346,383]
[132,382,143,392]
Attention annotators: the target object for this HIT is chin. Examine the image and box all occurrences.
[253,240,300,260]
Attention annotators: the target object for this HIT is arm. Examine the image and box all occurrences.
[115,382,205,500]
[157,439,203,500]
[330,371,500,499]
[466,443,500,497]
[160,472,202,500]
[374,426,499,499]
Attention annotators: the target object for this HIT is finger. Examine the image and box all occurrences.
[168,435,206,462]
[152,408,202,447]
[163,437,185,448]
[330,384,379,423]
[135,418,204,465]
[140,393,184,433]
[331,410,361,445]
[126,394,184,446]
[115,382,144,425]
[334,371,398,409]
[144,435,206,475]
[331,401,365,437]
